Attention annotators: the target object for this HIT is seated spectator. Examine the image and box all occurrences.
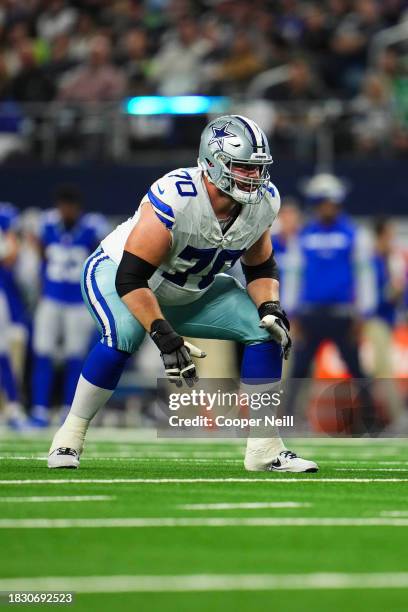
[36,0,77,43]
[149,16,211,95]
[276,0,304,47]
[209,31,265,95]
[324,0,384,97]
[118,28,151,96]
[351,72,394,154]
[264,56,325,102]
[9,40,55,103]
[46,34,78,86]
[301,3,331,59]
[69,12,97,62]
[2,21,33,80]
[58,35,127,102]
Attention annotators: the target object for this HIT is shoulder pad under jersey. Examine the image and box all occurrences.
[146,167,200,231]
[258,182,281,229]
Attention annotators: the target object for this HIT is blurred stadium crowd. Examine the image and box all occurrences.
[0,176,407,431]
[0,0,407,160]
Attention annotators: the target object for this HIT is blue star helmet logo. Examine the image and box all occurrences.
[208,122,235,150]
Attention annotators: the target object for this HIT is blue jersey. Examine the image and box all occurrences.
[0,202,18,291]
[40,210,108,304]
[0,202,18,234]
[372,251,407,326]
[0,202,27,324]
[272,232,302,314]
[297,214,375,313]
[0,202,18,294]
[373,255,396,325]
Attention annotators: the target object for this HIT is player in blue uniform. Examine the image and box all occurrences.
[30,186,108,426]
[48,115,318,473]
[287,173,379,430]
[371,218,406,331]
[365,217,407,427]
[271,198,302,315]
[0,202,27,428]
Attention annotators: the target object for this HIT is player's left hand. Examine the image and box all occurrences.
[258,301,292,360]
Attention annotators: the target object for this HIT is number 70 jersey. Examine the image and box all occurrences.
[101,167,281,305]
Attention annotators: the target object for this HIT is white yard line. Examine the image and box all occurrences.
[333,461,408,465]
[1,517,408,528]
[0,449,403,457]
[1,572,408,593]
[314,451,402,459]
[0,456,46,461]
[1,429,406,444]
[1,478,408,485]
[4,457,408,466]
[0,456,243,463]
[180,502,311,510]
[0,496,115,503]
[82,451,243,458]
[3,455,408,465]
[335,468,408,472]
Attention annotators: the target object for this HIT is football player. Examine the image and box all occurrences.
[0,202,26,428]
[30,186,109,426]
[48,115,318,473]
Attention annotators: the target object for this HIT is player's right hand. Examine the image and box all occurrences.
[150,319,206,387]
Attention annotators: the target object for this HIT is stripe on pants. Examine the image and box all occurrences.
[83,251,117,348]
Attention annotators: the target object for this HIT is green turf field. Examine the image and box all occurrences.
[1,432,408,611]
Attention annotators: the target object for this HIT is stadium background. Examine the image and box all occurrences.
[1,2,408,611]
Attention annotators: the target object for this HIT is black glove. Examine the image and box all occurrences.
[150,319,198,387]
[258,301,292,360]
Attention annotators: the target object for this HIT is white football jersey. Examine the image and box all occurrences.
[101,167,280,305]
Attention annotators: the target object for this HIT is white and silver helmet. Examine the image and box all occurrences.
[198,114,273,205]
[303,173,347,204]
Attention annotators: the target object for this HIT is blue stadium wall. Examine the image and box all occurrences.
[0,160,406,216]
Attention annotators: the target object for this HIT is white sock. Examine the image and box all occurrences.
[49,375,113,454]
[70,375,113,421]
[49,413,89,455]
[242,381,286,469]
[245,437,286,469]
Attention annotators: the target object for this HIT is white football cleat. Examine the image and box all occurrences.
[246,450,318,473]
[48,447,80,469]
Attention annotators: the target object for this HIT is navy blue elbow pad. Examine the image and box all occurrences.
[115,251,157,298]
[241,252,279,284]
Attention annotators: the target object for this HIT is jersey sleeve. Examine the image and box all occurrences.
[146,169,195,232]
[260,182,281,231]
